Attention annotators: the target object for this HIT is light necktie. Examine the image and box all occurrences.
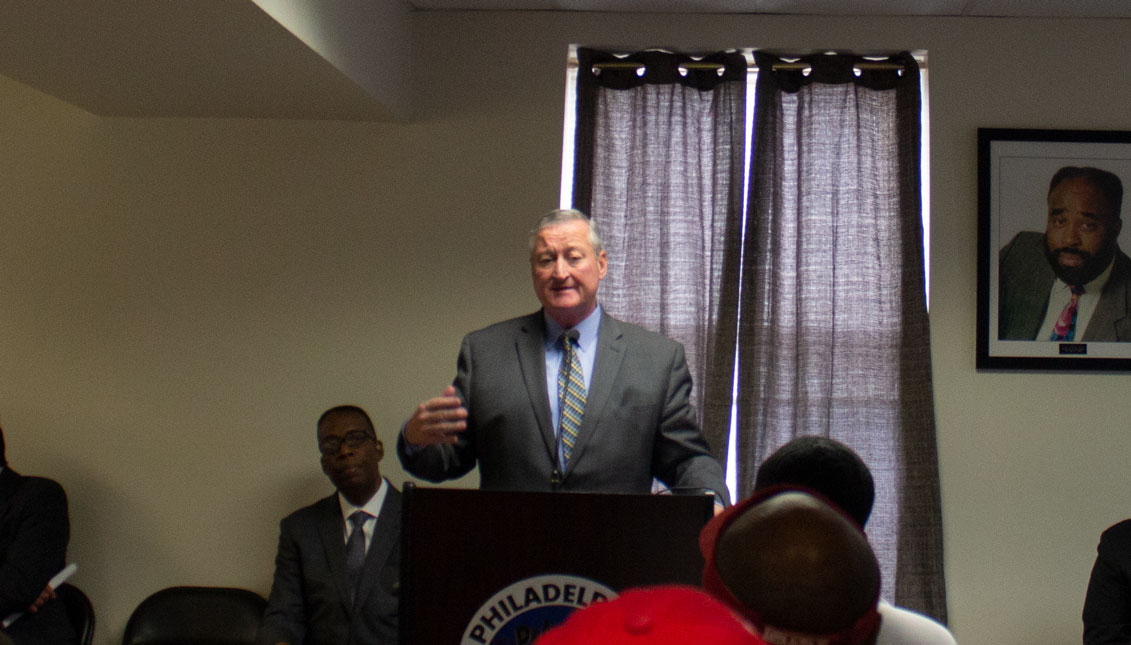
[345,510,370,604]
[1050,285,1085,341]
[557,330,586,468]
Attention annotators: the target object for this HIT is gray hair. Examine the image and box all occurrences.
[529,209,604,255]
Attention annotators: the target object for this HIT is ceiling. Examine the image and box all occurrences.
[410,0,1131,18]
[0,0,402,121]
[1,0,1128,122]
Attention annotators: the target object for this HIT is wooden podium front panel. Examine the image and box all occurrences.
[399,487,713,644]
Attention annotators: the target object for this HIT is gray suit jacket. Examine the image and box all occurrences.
[397,311,728,501]
[998,231,1131,341]
[258,485,401,645]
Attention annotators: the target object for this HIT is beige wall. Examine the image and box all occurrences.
[1,11,1129,644]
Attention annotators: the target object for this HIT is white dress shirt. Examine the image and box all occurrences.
[337,478,389,553]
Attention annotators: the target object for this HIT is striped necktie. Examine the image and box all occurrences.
[557,330,586,468]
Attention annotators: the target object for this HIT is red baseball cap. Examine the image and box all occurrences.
[535,585,766,645]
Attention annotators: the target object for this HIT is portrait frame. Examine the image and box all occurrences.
[977,127,1131,371]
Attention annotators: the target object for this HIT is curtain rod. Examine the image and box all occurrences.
[588,60,912,72]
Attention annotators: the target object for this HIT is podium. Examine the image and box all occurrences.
[399,485,714,644]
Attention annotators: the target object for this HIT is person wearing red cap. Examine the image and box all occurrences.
[534,585,766,645]
[700,486,884,645]
[749,437,955,645]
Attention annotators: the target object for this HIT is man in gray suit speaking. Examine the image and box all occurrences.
[398,209,729,506]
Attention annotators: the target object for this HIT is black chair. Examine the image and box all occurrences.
[55,583,95,645]
[121,586,267,645]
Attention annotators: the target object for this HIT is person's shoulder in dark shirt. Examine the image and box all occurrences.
[1083,518,1131,645]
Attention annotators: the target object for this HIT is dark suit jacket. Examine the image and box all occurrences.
[998,231,1131,341]
[0,468,75,644]
[1083,519,1131,645]
[258,484,401,645]
[397,311,729,501]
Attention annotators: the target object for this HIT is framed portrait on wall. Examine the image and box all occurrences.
[977,128,1131,370]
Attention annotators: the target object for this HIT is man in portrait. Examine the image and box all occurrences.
[998,166,1131,342]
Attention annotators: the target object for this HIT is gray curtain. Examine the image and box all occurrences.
[572,48,746,448]
[737,51,946,621]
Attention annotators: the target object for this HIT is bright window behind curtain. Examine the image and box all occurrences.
[564,47,944,621]
[570,47,748,457]
[736,50,945,621]
[561,49,930,300]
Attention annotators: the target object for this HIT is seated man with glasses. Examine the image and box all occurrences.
[259,405,401,645]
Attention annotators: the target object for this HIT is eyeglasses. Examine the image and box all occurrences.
[318,430,377,455]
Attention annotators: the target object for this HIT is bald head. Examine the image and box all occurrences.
[714,491,880,639]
